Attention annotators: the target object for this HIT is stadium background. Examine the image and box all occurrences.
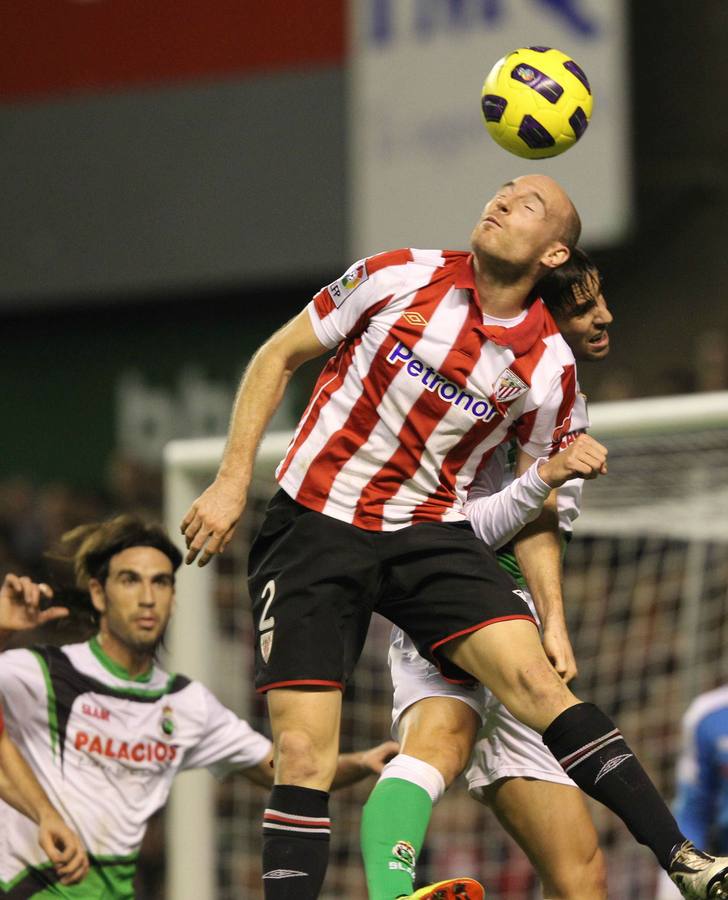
[1,1,727,897]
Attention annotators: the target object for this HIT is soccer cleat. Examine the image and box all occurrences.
[402,877,485,900]
[668,840,728,898]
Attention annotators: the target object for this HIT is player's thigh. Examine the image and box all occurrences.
[249,490,378,691]
[381,522,536,684]
[445,619,578,732]
[480,778,606,899]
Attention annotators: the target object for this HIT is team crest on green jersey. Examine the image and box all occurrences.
[390,840,416,877]
[160,705,175,738]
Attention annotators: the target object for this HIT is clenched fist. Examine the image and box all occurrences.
[537,434,608,489]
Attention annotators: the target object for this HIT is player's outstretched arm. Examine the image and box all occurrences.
[517,435,608,680]
[0,728,88,885]
[512,487,577,681]
[464,433,608,551]
[181,309,329,567]
[242,741,399,790]
[0,574,68,651]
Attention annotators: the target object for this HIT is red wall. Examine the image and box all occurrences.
[1,0,345,100]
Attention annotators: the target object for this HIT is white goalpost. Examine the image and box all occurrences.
[162,430,292,900]
[163,391,728,900]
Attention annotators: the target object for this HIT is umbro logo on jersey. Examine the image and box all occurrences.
[402,311,428,326]
[262,869,309,879]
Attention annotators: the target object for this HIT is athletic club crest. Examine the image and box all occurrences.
[260,630,274,663]
[493,367,529,404]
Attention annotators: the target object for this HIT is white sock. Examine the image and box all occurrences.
[377,753,446,805]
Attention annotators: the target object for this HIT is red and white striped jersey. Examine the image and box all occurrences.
[276,249,576,531]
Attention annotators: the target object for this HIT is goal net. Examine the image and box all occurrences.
[162,391,728,900]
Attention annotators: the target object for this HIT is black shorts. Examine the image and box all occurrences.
[248,489,535,692]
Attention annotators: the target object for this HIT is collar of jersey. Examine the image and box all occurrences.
[453,255,547,357]
[88,636,154,683]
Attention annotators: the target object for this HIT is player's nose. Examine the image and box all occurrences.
[595,300,613,324]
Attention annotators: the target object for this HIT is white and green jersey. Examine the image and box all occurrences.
[0,638,271,898]
[465,389,590,587]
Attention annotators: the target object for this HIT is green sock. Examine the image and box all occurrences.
[360,777,433,900]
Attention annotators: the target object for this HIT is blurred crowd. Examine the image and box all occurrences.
[0,453,163,582]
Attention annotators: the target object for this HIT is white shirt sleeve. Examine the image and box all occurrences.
[556,477,584,534]
[306,251,411,348]
[465,460,552,549]
[0,650,48,720]
[181,684,272,780]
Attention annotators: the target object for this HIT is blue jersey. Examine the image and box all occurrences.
[674,685,728,853]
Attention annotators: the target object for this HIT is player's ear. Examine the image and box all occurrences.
[88,579,107,615]
[541,242,570,270]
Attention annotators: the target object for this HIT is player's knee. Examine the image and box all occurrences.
[542,844,607,900]
[275,728,335,785]
[401,711,477,785]
[402,736,469,786]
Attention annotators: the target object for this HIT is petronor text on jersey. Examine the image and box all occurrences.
[387,341,499,423]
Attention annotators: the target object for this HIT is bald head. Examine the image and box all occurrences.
[471,175,582,285]
[511,174,581,250]
[562,197,582,250]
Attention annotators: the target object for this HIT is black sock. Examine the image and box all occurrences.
[262,784,331,898]
[543,702,684,869]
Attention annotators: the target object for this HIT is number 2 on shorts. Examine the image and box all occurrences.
[259,580,276,632]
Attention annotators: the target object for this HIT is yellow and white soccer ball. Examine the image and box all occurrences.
[481,47,593,159]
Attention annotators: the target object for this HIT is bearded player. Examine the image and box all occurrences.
[0,517,395,898]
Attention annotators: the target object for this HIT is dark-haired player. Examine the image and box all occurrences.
[0,516,395,898]
[362,250,613,899]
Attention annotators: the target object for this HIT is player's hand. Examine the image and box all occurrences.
[38,810,89,886]
[0,575,68,641]
[357,740,399,776]
[180,477,247,567]
[542,620,578,683]
[537,434,608,489]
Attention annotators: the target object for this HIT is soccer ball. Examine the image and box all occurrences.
[481,47,593,159]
